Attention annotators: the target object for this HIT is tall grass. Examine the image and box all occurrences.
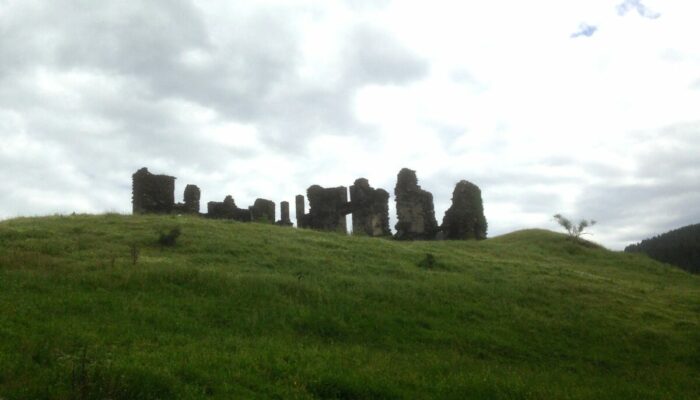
[0,214,698,399]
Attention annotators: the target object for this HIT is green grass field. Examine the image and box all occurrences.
[0,214,698,399]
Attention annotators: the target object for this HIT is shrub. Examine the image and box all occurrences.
[158,227,181,247]
[553,214,596,240]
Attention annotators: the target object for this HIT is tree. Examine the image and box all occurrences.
[553,214,596,240]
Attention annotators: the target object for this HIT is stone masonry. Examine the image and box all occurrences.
[441,180,487,240]
[183,184,201,213]
[131,167,487,241]
[132,167,176,214]
[394,168,438,240]
[296,195,308,228]
[206,195,251,221]
[349,178,390,237]
[302,185,350,233]
[249,198,276,224]
[174,184,201,214]
[276,201,293,226]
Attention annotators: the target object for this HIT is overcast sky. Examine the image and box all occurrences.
[1,0,699,249]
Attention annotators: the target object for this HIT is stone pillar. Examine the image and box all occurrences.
[277,201,293,226]
[183,184,201,214]
[394,168,438,240]
[441,180,487,240]
[296,195,306,228]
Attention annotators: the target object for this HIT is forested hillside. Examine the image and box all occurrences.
[625,223,700,274]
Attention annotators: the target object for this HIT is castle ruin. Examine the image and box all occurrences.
[131,166,486,241]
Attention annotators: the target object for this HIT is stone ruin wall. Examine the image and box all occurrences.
[132,167,487,241]
[207,195,252,222]
[441,180,487,240]
[174,184,201,214]
[393,168,439,240]
[132,168,176,214]
[250,198,276,224]
[349,178,391,237]
[297,185,350,233]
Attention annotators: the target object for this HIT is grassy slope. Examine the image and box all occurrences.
[0,214,698,400]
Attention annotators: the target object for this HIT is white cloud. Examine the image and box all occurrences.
[1,0,699,249]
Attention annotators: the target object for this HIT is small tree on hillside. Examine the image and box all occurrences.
[553,214,596,240]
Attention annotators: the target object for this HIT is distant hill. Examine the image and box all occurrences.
[0,215,699,399]
[625,223,700,274]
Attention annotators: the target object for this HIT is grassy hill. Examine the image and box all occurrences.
[0,214,698,399]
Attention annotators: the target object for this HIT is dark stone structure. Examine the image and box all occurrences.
[207,195,251,221]
[174,184,201,214]
[394,168,438,240]
[129,166,489,243]
[299,185,350,233]
[349,178,390,237]
[276,201,293,226]
[249,198,276,223]
[132,167,175,214]
[295,195,308,228]
[183,185,201,213]
[441,180,487,240]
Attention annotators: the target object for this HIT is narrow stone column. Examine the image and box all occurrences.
[296,195,306,228]
[277,201,293,226]
[394,168,438,240]
[183,184,201,213]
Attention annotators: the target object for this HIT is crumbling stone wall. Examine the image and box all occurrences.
[129,167,488,242]
[207,195,251,221]
[132,167,175,214]
[174,184,201,214]
[249,198,276,224]
[302,185,350,233]
[276,201,293,226]
[349,178,390,237]
[394,168,438,240]
[441,180,487,240]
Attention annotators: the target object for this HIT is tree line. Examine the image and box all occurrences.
[625,223,700,274]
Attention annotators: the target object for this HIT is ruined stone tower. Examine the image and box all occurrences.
[132,167,175,214]
[182,184,201,213]
[394,168,438,240]
[441,180,487,240]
